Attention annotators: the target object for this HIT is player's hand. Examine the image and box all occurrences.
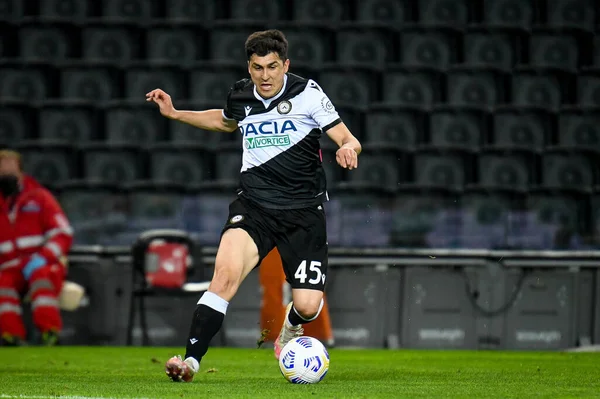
[336,147,358,170]
[146,88,177,119]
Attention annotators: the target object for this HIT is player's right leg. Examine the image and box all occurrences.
[166,227,260,382]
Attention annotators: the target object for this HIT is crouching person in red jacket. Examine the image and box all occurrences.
[0,150,73,346]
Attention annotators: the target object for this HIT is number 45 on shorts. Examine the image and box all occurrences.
[294,260,326,285]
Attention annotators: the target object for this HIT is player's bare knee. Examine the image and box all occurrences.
[293,294,323,319]
[209,267,241,301]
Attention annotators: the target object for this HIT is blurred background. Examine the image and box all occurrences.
[2,0,600,351]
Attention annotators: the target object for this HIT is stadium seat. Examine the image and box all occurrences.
[165,0,218,21]
[209,24,266,64]
[489,106,550,151]
[281,27,333,68]
[101,0,158,21]
[546,0,594,31]
[577,69,600,107]
[381,66,442,108]
[18,25,73,62]
[126,182,187,232]
[104,104,166,144]
[169,113,234,149]
[214,143,242,184]
[511,70,562,109]
[80,143,143,184]
[463,27,520,70]
[293,0,348,23]
[541,149,596,189]
[356,0,408,25]
[0,66,50,101]
[0,0,24,23]
[417,0,468,25]
[39,0,91,21]
[331,106,364,144]
[60,64,120,102]
[16,142,76,186]
[594,37,600,68]
[148,143,210,185]
[124,65,186,101]
[557,108,600,151]
[427,105,485,151]
[346,146,405,189]
[57,180,128,246]
[320,147,344,187]
[413,149,468,188]
[0,105,33,145]
[363,105,424,149]
[189,64,244,103]
[476,149,535,190]
[230,0,287,21]
[391,186,460,247]
[39,102,97,143]
[399,26,458,69]
[590,188,600,246]
[446,66,505,108]
[483,0,533,28]
[335,28,393,69]
[82,25,140,63]
[528,31,578,71]
[146,26,203,65]
[318,67,378,108]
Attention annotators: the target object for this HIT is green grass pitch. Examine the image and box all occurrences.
[0,347,599,398]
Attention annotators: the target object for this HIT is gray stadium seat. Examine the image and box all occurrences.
[347,148,404,189]
[0,0,24,23]
[293,0,347,22]
[230,0,286,21]
[81,144,142,184]
[463,28,518,70]
[382,67,442,107]
[318,68,375,108]
[594,37,600,67]
[127,183,186,231]
[413,150,466,188]
[529,32,578,71]
[490,106,548,150]
[17,143,75,185]
[82,26,139,62]
[399,27,457,69]
[446,67,504,108]
[0,106,31,145]
[0,66,49,101]
[60,65,120,102]
[364,106,422,148]
[148,144,209,185]
[105,105,165,144]
[336,28,392,69]
[417,0,468,25]
[209,25,266,64]
[170,116,232,149]
[215,143,242,183]
[39,0,90,21]
[546,0,594,31]
[483,0,533,28]
[541,150,595,189]
[428,106,484,150]
[146,27,201,65]
[283,28,332,67]
[577,70,600,107]
[39,104,96,143]
[477,150,533,190]
[511,71,562,109]
[165,0,217,21]
[557,110,600,151]
[124,65,185,101]
[189,65,242,103]
[356,0,407,24]
[102,0,158,21]
[19,26,71,61]
[320,148,344,187]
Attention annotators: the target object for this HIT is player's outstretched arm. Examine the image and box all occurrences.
[326,122,361,170]
[146,88,238,133]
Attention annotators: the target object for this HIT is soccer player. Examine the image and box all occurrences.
[146,29,361,382]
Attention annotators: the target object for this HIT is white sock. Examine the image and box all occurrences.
[184,357,200,373]
[197,291,229,315]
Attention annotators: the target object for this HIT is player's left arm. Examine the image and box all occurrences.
[325,123,361,170]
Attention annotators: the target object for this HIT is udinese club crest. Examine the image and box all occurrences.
[277,100,292,114]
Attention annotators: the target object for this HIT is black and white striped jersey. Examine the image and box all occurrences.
[223,73,342,210]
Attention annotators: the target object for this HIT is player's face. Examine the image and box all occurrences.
[248,52,290,99]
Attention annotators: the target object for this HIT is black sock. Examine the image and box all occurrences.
[287,305,309,326]
[184,304,225,363]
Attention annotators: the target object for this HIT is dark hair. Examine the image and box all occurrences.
[245,29,288,61]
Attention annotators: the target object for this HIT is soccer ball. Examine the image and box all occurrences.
[278,336,330,384]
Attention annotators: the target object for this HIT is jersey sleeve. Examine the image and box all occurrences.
[38,190,73,265]
[305,79,342,132]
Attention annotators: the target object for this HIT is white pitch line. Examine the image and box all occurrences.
[0,395,156,399]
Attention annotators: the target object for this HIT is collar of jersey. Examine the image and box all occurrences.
[253,74,288,109]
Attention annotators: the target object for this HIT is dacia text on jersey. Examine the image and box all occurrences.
[241,120,297,150]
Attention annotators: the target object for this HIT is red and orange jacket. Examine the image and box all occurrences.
[0,176,73,271]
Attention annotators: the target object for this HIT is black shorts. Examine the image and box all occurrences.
[221,196,328,291]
